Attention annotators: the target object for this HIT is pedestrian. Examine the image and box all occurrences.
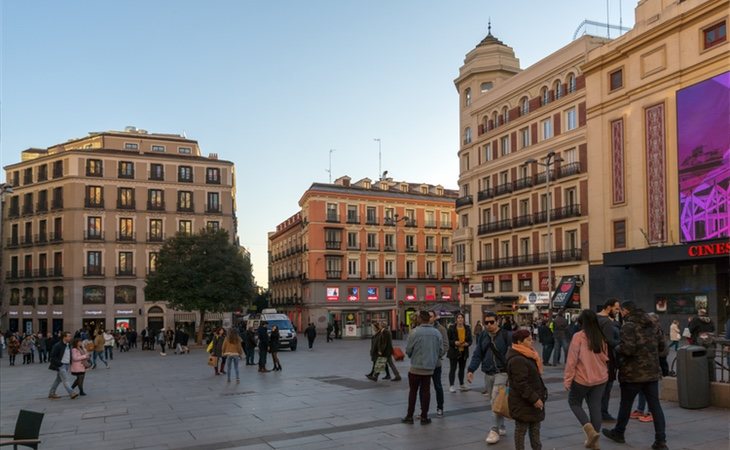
[157,328,167,356]
[0,332,4,360]
[447,312,472,393]
[552,310,570,365]
[257,321,270,372]
[92,331,109,368]
[602,301,668,450]
[270,325,282,371]
[429,311,448,417]
[211,328,226,375]
[166,328,174,351]
[668,320,680,351]
[367,322,386,381]
[597,298,621,421]
[334,320,341,339]
[20,335,33,364]
[305,323,317,350]
[48,331,79,400]
[70,338,90,396]
[244,326,256,365]
[7,335,20,366]
[382,324,401,381]
[506,329,547,450]
[326,322,334,342]
[466,311,512,444]
[564,309,608,449]
[103,329,114,360]
[401,310,444,425]
[502,316,515,332]
[222,327,243,383]
[473,320,483,338]
[537,319,554,367]
[129,329,138,349]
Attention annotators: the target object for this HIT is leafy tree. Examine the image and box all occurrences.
[251,289,270,313]
[145,228,255,343]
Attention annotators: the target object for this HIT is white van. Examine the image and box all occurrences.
[243,309,298,351]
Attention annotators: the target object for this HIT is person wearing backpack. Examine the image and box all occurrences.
[467,311,512,445]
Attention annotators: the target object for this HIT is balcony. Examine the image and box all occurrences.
[147,232,165,243]
[6,237,19,248]
[149,172,164,181]
[22,204,33,215]
[551,204,582,221]
[346,243,361,251]
[455,195,473,208]
[34,233,48,244]
[536,169,556,185]
[346,214,360,224]
[49,267,63,278]
[325,240,342,250]
[384,245,395,252]
[476,248,583,271]
[558,162,581,178]
[21,235,34,246]
[147,201,165,211]
[52,166,63,179]
[512,214,534,229]
[477,188,495,202]
[116,232,136,243]
[494,182,513,196]
[404,218,417,227]
[116,200,136,210]
[5,271,19,281]
[477,219,512,235]
[424,220,437,229]
[8,207,19,218]
[365,217,379,225]
[49,232,63,242]
[325,270,342,279]
[115,266,136,277]
[366,245,379,252]
[326,213,340,223]
[84,198,104,208]
[51,198,63,210]
[84,231,105,241]
[177,202,195,213]
[513,177,533,191]
[36,201,48,213]
[86,169,103,177]
[118,170,135,179]
[405,245,418,253]
[440,221,452,229]
[205,204,222,214]
[206,177,221,185]
[83,266,105,277]
[425,246,437,253]
[440,247,452,254]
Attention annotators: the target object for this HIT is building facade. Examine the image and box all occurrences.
[269,176,458,336]
[1,128,237,335]
[453,29,609,322]
[585,0,729,328]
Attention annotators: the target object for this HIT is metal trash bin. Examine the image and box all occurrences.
[676,345,710,409]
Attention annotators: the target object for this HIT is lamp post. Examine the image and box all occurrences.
[392,213,409,334]
[522,152,563,309]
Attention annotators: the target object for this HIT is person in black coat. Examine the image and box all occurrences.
[244,327,256,365]
[537,320,555,367]
[446,312,472,392]
[269,325,281,371]
[506,329,547,450]
[305,323,317,350]
[257,322,270,372]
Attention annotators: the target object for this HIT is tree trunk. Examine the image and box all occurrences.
[197,309,206,344]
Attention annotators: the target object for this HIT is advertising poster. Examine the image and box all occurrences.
[366,287,378,301]
[326,287,339,301]
[347,286,359,301]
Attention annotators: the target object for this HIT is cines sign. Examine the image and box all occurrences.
[688,241,730,257]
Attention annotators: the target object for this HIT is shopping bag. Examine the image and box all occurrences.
[207,355,218,367]
[374,356,387,373]
[491,385,511,419]
[681,327,691,338]
[206,341,214,353]
[392,347,405,361]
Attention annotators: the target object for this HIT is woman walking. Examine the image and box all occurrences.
[211,328,227,375]
[367,322,386,381]
[70,338,90,396]
[270,325,282,371]
[92,331,109,368]
[447,313,472,392]
[7,335,20,366]
[564,309,608,449]
[668,320,680,352]
[222,328,243,383]
[506,329,547,450]
[20,335,33,364]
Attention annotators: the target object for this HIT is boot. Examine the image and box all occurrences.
[583,423,600,449]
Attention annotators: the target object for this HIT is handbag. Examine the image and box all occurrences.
[491,385,511,419]
[206,341,214,353]
[392,347,405,361]
[207,355,218,367]
[682,327,691,338]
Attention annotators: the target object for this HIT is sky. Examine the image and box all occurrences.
[0,0,634,285]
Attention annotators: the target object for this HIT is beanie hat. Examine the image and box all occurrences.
[512,329,531,343]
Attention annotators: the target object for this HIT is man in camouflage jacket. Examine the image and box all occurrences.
[603,301,668,450]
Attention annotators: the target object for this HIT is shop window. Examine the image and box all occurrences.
[83,286,106,304]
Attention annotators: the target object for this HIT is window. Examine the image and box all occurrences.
[519,198,530,216]
[52,160,63,178]
[480,82,493,92]
[565,108,577,131]
[119,218,134,240]
[150,163,164,180]
[703,21,726,49]
[464,88,472,106]
[179,220,193,235]
[207,192,220,213]
[326,203,339,222]
[500,277,513,292]
[178,146,192,154]
[564,148,577,165]
[148,189,164,210]
[385,286,394,300]
[149,219,163,241]
[366,206,377,224]
[501,240,510,259]
[566,230,578,250]
[500,135,509,156]
[86,217,102,239]
[86,251,102,275]
[38,287,49,305]
[406,260,415,278]
[325,229,342,249]
[520,97,529,115]
[347,231,358,249]
[609,68,623,91]
[37,164,48,182]
[425,210,435,227]
[115,286,136,304]
[385,233,394,250]
[117,187,135,209]
[348,259,359,277]
[541,87,550,105]
[118,252,134,275]
[455,243,466,263]
[148,252,159,273]
[441,236,450,252]
[385,260,394,276]
[567,73,577,93]
[541,118,553,140]
[86,159,103,177]
[519,276,532,291]
[613,220,626,249]
[151,145,165,152]
[405,235,415,251]
[37,189,48,211]
[177,191,193,211]
[124,142,139,150]
[367,259,377,277]
[440,212,451,228]
[461,153,470,172]
[460,213,469,228]
[520,127,530,148]
[426,235,435,251]
[502,106,509,125]
[366,233,377,250]
[441,261,450,278]
[464,127,472,145]
[346,205,359,223]
[53,286,64,305]
[484,143,493,161]
[118,161,134,178]
[206,168,221,184]
[499,204,509,221]
[85,186,103,208]
[554,80,563,99]
[22,193,33,214]
[482,208,492,225]
[484,279,494,293]
[178,166,193,182]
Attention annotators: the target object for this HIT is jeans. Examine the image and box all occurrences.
[432,365,444,410]
[258,347,268,368]
[568,381,605,432]
[552,336,570,365]
[226,356,240,381]
[485,372,508,432]
[636,391,647,412]
[49,364,74,395]
[93,351,108,367]
[541,342,553,365]
[307,337,315,349]
[669,340,679,351]
[448,356,467,386]
[71,372,86,393]
[105,345,113,360]
[615,381,666,442]
[406,372,432,419]
[245,345,255,365]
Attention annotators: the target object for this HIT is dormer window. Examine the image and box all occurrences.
[420,185,429,194]
[124,143,138,150]
[400,183,409,192]
[178,147,192,155]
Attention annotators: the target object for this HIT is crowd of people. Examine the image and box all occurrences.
[206,322,283,380]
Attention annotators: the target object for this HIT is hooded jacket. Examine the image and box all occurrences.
[616,310,665,383]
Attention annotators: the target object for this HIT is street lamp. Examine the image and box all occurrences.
[522,151,563,309]
[391,213,409,333]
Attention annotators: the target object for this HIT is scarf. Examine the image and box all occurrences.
[512,342,543,374]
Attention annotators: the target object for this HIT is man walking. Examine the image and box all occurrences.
[429,311,448,417]
[552,310,570,365]
[48,331,78,399]
[326,322,334,342]
[597,298,621,421]
[467,311,512,445]
[537,320,554,367]
[305,323,317,350]
[603,301,668,450]
[257,321,270,372]
[402,310,443,425]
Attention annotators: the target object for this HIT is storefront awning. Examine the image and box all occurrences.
[174,313,197,321]
[204,312,224,321]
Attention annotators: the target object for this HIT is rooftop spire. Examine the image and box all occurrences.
[477,18,504,47]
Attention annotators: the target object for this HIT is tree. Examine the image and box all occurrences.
[145,228,255,343]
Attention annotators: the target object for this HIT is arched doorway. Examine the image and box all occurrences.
[147,306,165,333]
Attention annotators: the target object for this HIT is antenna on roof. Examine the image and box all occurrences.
[326,149,336,183]
[488,18,492,36]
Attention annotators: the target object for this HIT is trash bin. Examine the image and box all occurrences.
[676,345,710,409]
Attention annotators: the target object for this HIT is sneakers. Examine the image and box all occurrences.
[652,441,669,450]
[459,384,469,391]
[639,413,654,423]
[485,430,500,444]
[436,408,443,417]
[449,385,457,393]
[70,392,79,400]
[391,376,401,381]
[401,416,414,424]
[498,427,507,436]
[602,428,626,444]
[48,394,61,400]
[630,409,644,419]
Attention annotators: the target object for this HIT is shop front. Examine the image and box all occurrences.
[114,308,137,332]
[82,309,106,333]
[174,312,196,337]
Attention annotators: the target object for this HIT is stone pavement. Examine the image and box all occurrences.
[1,339,728,450]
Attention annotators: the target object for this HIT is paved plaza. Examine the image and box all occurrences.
[1,339,728,450]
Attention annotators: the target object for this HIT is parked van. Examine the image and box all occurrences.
[242,309,298,351]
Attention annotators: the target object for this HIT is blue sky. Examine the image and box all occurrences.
[1,0,634,284]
